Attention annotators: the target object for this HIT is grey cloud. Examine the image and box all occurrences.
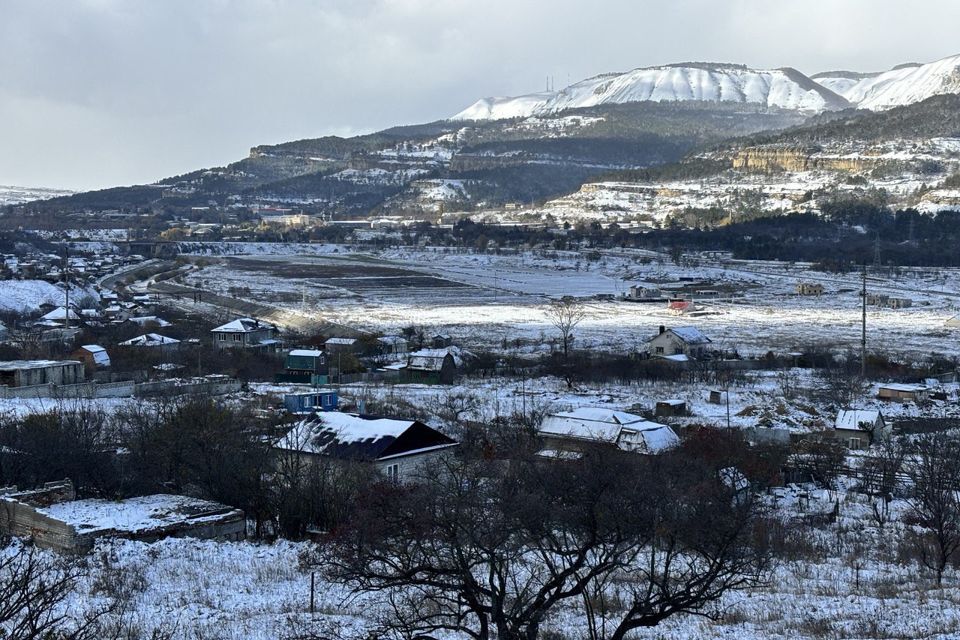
[1,0,958,190]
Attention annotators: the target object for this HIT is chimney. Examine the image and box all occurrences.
[659,325,666,335]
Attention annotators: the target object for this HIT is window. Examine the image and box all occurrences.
[848,437,862,449]
[655,347,664,354]
[386,464,400,484]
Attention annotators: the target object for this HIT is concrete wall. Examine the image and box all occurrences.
[0,380,134,400]
[135,379,242,398]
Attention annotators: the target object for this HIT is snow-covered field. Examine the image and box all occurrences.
[176,246,960,361]
[11,490,959,640]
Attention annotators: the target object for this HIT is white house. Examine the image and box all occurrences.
[538,407,679,456]
[211,318,280,351]
[647,325,712,359]
[834,409,889,449]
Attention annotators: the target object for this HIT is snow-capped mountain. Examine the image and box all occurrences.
[453,63,850,121]
[813,53,960,111]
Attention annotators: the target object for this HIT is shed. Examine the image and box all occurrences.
[538,407,679,456]
[655,399,687,417]
[0,360,85,387]
[72,345,111,370]
[877,383,929,403]
[284,390,339,414]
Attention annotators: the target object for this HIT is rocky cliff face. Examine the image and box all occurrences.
[731,146,885,173]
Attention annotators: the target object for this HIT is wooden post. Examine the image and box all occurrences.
[310,571,315,614]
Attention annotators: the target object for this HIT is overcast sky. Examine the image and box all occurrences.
[2,0,959,191]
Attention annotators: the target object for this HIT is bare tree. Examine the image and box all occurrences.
[545,297,585,359]
[0,541,99,640]
[320,441,769,640]
[905,433,960,586]
[858,436,906,528]
[545,298,585,389]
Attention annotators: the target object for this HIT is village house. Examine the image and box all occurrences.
[537,407,679,457]
[647,325,712,359]
[796,282,824,296]
[276,349,329,384]
[833,409,889,449]
[324,337,358,354]
[71,345,111,371]
[0,360,85,388]
[877,383,929,404]
[211,317,280,351]
[274,412,457,483]
[0,480,245,553]
[399,347,463,384]
[626,285,663,300]
[432,333,453,348]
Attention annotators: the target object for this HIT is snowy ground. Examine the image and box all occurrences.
[12,488,959,640]
[175,246,960,361]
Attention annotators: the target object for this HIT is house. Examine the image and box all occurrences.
[119,333,181,349]
[39,306,81,325]
[796,282,824,296]
[626,285,663,300]
[647,325,712,359]
[211,318,280,351]
[0,480,245,553]
[667,300,694,316]
[0,360,85,387]
[538,407,679,456]
[324,337,357,354]
[284,390,339,414]
[833,409,889,449]
[400,347,462,385]
[72,345,111,371]
[287,349,328,374]
[432,333,453,348]
[274,412,457,483]
[377,335,409,356]
[877,383,929,404]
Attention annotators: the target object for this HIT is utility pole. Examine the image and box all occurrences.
[63,247,70,330]
[861,264,867,379]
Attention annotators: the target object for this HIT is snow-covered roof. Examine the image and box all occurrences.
[119,333,180,347]
[378,335,407,345]
[879,383,928,393]
[40,307,80,321]
[325,337,357,345]
[289,349,323,357]
[130,315,172,328]
[668,326,711,345]
[275,412,455,460]
[0,359,82,371]
[835,409,882,431]
[37,494,241,535]
[78,344,111,366]
[406,347,464,371]
[212,318,276,333]
[538,407,679,454]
